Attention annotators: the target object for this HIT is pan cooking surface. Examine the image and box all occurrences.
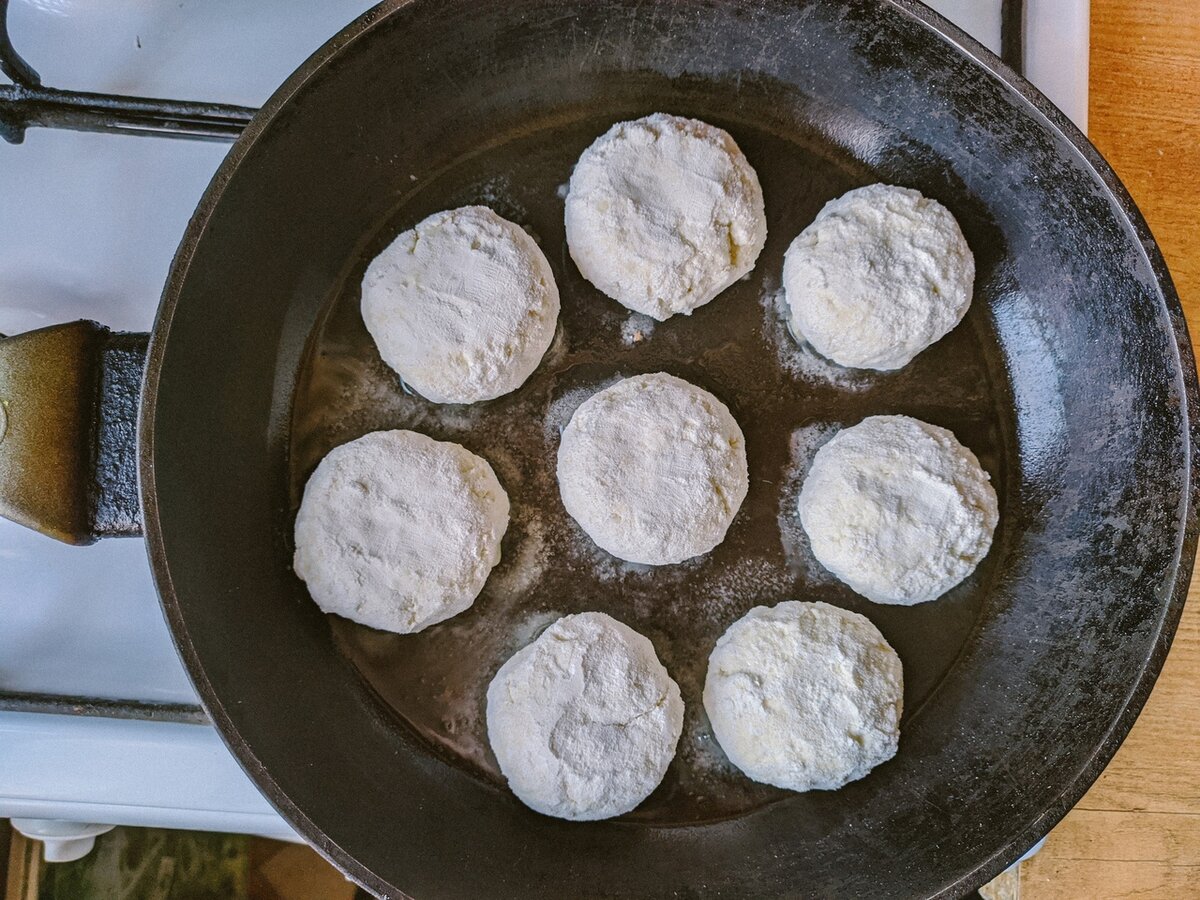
[289,110,1014,825]
[146,1,1195,893]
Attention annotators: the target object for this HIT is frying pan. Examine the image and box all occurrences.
[0,0,1195,897]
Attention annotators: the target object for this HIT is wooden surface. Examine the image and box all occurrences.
[3,830,39,900]
[1006,1,1200,897]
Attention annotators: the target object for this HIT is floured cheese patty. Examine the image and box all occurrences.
[556,373,749,565]
[565,113,767,321]
[798,415,998,605]
[486,612,684,820]
[783,184,974,370]
[704,601,903,792]
[293,430,509,633]
[362,206,559,403]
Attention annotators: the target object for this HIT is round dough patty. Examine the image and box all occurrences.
[798,415,998,605]
[293,430,509,633]
[486,612,684,820]
[783,183,974,370]
[361,205,559,404]
[556,373,749,566]
[565,113,767,321]
[704,601,903,792]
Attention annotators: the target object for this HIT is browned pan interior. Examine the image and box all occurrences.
[289,107,1014,825]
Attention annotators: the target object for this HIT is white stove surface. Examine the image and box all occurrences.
[0,0,1088,852]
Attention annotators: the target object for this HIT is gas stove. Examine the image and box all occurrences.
[0,0,1087,864]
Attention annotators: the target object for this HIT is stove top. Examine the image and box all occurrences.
[0,0,1088,860]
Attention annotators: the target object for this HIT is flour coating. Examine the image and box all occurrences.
[798,415,998,605]
[486,611,684,820]
[703,601,903,792]
[293,430,509,633]
[556,373,749,566]
[783,184,974,370]
[361,206,559,403]
[565,113,767,320]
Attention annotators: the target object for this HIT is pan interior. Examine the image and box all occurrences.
[289,105,1013,826]
[147,1,1195,895]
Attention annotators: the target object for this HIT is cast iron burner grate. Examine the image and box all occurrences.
[0,0,1024,145]
[0,0,253,143]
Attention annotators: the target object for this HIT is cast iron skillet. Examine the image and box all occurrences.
[1,0,1195,897]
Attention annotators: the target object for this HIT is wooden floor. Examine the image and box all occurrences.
[1004,1,1200,897]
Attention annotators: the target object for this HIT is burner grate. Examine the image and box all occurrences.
[0,0,1026,145]
[0,0,253,144]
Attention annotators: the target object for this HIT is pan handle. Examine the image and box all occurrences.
[0,320,146,544]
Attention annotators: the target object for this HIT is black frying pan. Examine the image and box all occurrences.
[1,1,1195,897]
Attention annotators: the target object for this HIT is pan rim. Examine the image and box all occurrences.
[139,1,1200,897]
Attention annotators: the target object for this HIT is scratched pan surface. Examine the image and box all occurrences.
[142,1,1198,897]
